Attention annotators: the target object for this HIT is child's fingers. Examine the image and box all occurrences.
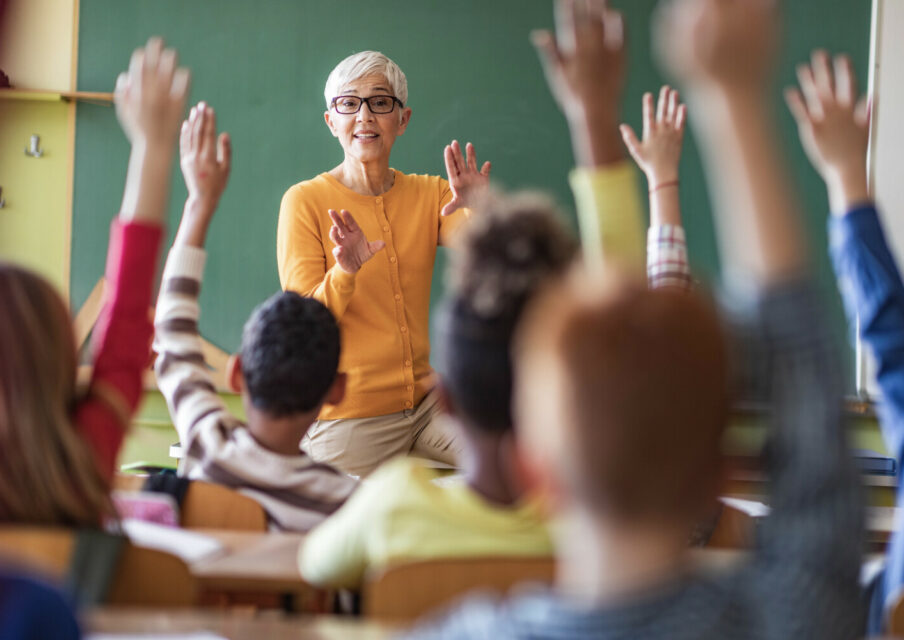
[189,105,201,152]
[554,0,578,54]
[114,72,128,97]
[619,124,643,164]
[656,85,669,123]
[796,64,824,119]
[158,48,177,87]
[603,9,625,51]
[128,47,145,90]
[170,67,191,103]
[833,54,855,107]
[666,88,678,123]
[143,37,164,73]
[531,30,564,89]
[675,103,687,132]
[201,104,216,159]
[811,50,834,100]
[217,133,232,173]
[179,120,191,154]
[855,94,871,128]
[642,92,654,139]
[783,87,811,127]
[480,160,492,177]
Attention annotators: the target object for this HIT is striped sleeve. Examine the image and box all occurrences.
[647,224,693,291]
[153,245,233,467]
[154,245,358,531]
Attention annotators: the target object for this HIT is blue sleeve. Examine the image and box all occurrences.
[829,205,904,463]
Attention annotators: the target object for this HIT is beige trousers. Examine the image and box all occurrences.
[301,388,463,477]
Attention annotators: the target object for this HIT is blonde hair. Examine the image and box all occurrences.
[324,50,408,107]
[0,264,114,526]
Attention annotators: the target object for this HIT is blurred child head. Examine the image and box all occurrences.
[235,291,342,417]
[436,191,577,433]
[514,270,729,528]
[0,263,113,525]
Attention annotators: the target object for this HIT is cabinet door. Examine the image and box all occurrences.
[0,99,71,297]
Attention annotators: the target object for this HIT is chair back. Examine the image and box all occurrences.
[113,475,268,531]
[888,590,904,635]
[0,526,197,606]
[181,481,268,531]
[363,556,555,622]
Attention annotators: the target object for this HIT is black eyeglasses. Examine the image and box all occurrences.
[331,95,403,115]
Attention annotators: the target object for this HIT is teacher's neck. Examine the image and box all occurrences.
[330,158,395,196]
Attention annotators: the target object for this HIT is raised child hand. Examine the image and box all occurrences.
[620,86,687,186]
[654,0,778,92]
[532,0,625,124]
[329,209,386,274]
[180,102,232,215]
[442,140,491,216]
[785,51,870,210]
[114,37,190,148]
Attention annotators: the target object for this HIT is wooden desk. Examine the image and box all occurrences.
[185,530,324,611]
[85,608,395,639]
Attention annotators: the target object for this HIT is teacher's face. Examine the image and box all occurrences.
[324,74,412,165]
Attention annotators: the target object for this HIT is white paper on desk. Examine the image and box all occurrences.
[88,634,227,640]
[720,497,771,518]
[121,518,224,563]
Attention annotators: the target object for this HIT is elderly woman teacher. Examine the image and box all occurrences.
[276,51,491,477]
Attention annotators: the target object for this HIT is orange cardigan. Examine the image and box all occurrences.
[277,170,467,420]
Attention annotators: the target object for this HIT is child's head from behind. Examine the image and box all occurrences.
[238,291,341,417]
[0,263,111,525]
[515,271,729,529]
[437,191,578,433]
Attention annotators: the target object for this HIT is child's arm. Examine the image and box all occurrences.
[620,86,693,290]
[75,38,189,480]
[299,460,403,589]
[532,0,645,271]
[788,53,904,629]
[154,102,233,457]
[786,53,904,455]
[158,106,355,526]
[657,0,862,630]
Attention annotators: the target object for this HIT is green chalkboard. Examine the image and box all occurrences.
[73,1,871,384]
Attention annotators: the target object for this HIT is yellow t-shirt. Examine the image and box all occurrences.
[298,458,552,589]
[276,171,468,420]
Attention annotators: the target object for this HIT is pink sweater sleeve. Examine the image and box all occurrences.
[74,219,163,481]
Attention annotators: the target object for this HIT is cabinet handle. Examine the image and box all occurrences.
[24,134,44,158]
[0,186,5,208]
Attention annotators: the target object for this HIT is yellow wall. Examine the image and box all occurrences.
[0,0,77,298]
[0,100,70,292]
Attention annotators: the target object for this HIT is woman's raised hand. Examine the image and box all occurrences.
[441,140,491,216]
[329,209,386,274]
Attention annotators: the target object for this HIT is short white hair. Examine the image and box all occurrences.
[324,51,408,108]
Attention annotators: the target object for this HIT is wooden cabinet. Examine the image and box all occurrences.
[0,0,109,300]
